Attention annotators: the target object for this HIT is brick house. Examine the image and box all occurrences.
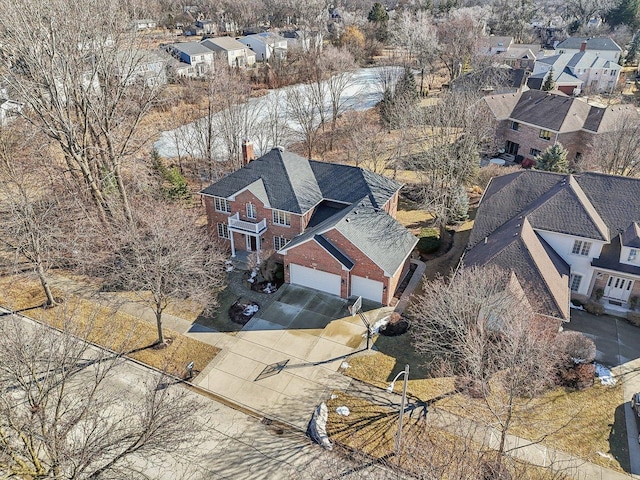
[484,89,636,165]
[464,170,640,320]
[199,146,417,305]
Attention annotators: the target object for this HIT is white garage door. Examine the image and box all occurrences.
[351,276,384,303]
[289,264,341,296]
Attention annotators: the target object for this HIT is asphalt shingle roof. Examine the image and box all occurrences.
[464,218,570,319]
[622,223,640,248]
[592,235,640,276]
[281,199,417,276]
[555,37,621,52]
[200,148,402,214]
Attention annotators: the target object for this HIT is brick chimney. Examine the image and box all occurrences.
[242,140,255,165]
[580,40,587,52]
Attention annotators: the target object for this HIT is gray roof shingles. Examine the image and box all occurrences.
[200,148,402,214]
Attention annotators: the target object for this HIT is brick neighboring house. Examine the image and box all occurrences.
[199,147,417,305]
[484,89,637,164]
[464,170,640,320]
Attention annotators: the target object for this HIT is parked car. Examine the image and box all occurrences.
[631,392,640,443]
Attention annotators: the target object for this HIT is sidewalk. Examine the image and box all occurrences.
[347,379,634,480]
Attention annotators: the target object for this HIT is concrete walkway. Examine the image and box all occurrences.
[347,379,634,480]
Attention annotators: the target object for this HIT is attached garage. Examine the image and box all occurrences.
[289,264,342,297]
[351,275,384,303]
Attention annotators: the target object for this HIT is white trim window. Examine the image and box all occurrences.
[539,129,552,140]
[571,240,592,256]
[274,236,289,250]
[217,223,230,239]
[214,196,231,213]
[629,249,638,262]
[272,209,291,226]
[246,202,257,219]
[570,274,582,292]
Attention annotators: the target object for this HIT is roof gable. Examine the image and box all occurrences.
[464,218,570,319]
[200,148,401,214]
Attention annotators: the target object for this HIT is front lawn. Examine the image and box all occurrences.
[0,273,219,376]
[345,347,627,472]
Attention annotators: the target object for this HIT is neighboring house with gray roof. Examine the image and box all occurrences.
[484,89,637,165]
[200,147,417,305]
[165,42,215,77]
[530,51,621,94]
[555,37,622,64]
[239,32,287,62]
[465,170,640,320]
[201,37,256,67]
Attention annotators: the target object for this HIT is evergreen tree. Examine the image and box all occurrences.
[368,2,389,23]
[606,0,640,30]
[542,67,555,91]
[626,31,640,65]
[535,143,569,173]
[396,67,419,102]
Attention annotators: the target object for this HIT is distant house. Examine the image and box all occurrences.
[131,19,157,31]
[484,89,637,164]
[239,32,288,62]
[183,25,205,37]
[465,170,640,320]
[199,146,417,305]
[0,89,22,126]
[114,50,168,87]
[555,37,621,64]
[201,37,256,67]
[529,51,621,94]
[451,65,528,95]
[478,36,514,56]
[165,42,215,77]
[196,19,217,35]
[282,30,323,53]
[494,44,542,71]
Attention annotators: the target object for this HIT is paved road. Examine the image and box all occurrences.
[2,311,396,479]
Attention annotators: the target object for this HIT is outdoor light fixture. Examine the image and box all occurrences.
[386,365,410,457]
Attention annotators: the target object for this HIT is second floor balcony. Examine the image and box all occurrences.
[228,212,267,235]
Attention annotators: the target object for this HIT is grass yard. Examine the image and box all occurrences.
[345,345,627,472]
[0,273,219,376]
[326,392,574,479]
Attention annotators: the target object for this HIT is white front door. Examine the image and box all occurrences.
[604,276,634,302]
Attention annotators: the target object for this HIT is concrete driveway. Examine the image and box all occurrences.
[566,310,640,477]
[189,285,392,430]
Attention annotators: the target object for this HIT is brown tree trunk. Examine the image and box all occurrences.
[36,262,57,307]
[155,308,165,345]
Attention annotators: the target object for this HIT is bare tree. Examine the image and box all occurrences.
[581,112,640,177]
[286,86,322,158]
[0,313,203,479]
[437,8,488,81]
[391,9,438,93]
[0,125,67,306]
[411,90,495,232]
[320,46,357,150]
[410,265,561,461]
[0,0,165,225]
[97,201,227,345]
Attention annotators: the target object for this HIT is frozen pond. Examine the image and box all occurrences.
[154,66,399,160]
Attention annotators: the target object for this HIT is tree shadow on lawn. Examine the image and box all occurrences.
[372,333,431,382]
[194,288,245,334]
[609,403,631,473]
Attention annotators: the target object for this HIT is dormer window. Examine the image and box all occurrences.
[510,121,520,131]
[629,249,638,262]
[571,240,592,256]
